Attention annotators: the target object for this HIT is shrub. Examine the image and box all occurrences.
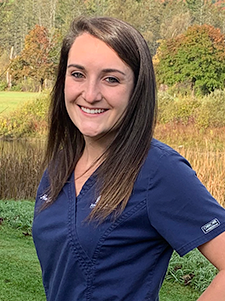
[158,92,200,125]
[10,82,23,91]
[0,200,34,233]
[157,91,176,123]
[20,78,40,92]
[196,89,225,128]
[0,80,8,91]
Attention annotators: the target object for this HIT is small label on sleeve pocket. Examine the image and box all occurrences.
[201,218,220,234]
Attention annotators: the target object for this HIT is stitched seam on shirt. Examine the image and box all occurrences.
[92,199,147,261]
[143,244,167,301]
[88,200,148,300]
[68,173,103,300]
[68,182,96,300]
[67,178,95,300]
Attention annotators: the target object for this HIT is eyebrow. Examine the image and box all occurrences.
[67,64,85,70]
[67,64,126,76]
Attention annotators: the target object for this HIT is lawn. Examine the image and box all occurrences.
[0,91,40,115]
[0,226,45,301]
[0,200,213,300]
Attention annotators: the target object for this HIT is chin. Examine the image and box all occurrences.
[82,131,103,138]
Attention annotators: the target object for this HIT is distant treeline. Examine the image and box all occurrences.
[1,0,225,94]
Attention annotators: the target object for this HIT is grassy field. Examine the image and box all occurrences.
[0,226,45,301]
[0,91,40,115]
[0,200,217,301]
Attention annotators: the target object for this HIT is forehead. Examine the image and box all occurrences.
[67,33,126,67]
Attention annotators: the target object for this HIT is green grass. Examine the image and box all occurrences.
[0,226,45,301]
[0,91,40,115]
[0,200,216,300]
[0,200,35,234]
[160,280,200,300]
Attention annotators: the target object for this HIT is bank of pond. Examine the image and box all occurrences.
[0,130,224,207]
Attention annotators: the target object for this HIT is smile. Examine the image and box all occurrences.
[80,106,106,114]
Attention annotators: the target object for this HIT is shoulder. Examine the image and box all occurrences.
[134,138,194,197]
[143,138,192,178]
[148,138,188,161]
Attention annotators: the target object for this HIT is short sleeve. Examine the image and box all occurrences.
[147,145,225,257]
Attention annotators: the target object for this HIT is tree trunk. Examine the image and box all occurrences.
[7,46,14,90]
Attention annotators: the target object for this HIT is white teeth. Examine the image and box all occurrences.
[81,107,105,114]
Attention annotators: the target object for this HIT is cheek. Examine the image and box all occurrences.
[64,83,80,106]
[116,88,132,110]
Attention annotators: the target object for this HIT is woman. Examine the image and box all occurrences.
[32,16,225,301]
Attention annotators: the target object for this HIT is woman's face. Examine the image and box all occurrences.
[64,33,134,142]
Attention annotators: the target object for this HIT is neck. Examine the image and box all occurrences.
[82,142,105,167]
[82,133,114,165]
[74,137,108,183]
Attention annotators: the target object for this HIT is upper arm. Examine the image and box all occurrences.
[198,231,225,271]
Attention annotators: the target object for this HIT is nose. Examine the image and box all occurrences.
[82,79,102,103]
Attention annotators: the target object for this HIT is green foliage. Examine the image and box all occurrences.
[0,93,49,138]
[167,249,217,293]
[196,89,225,128]
[10,83,23,91]
[157,91,201,125]
[158,89,225,128]
[0,200,34,233]
[0,80,7,91]
[155,24,225,95]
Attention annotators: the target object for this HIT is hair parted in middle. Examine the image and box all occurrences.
[44,16,157,221]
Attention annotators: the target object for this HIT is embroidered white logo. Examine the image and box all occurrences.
[201,218,220,234]
[90,196,101,209]
[40,194,51,203]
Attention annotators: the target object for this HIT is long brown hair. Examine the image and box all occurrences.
[43,16,157,221]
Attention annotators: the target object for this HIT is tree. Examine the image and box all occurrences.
[10,24,55,91]
[155,24,225,95]
[160,12,192,39]
[105,0,163,55]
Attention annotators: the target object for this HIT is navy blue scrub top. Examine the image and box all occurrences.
[32,139,225,301]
